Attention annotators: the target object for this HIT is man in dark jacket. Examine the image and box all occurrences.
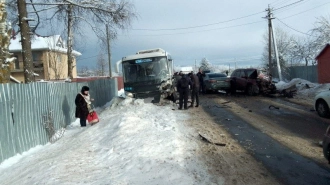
[196,69,206,94]
[189,72,200,107]
[75,86,90,127]
[177,73,192,110]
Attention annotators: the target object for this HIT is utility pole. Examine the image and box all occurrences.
[266,5,272,75]
[265,5,282,81]
[17,0,34,83]
[106,24,112,77]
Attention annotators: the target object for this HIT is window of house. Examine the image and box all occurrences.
[14,55,19,69]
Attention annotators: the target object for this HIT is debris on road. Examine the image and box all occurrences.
[199,133,226,146]
[269,105,280,110]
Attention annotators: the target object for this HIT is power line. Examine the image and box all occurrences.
[131,10,266,31]
[280,1,330,20]
[273,0,304,11]
[276,18,314,37]
[122,21,265,37]
[273,0,311,14]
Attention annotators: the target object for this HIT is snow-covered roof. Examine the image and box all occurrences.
[9,34,82,56]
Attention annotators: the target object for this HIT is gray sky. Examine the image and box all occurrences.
[76,0,330,70]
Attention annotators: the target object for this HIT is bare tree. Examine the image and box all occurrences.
[40,0,136,79]
[290,37,316,66]
[95,52,107,76]
[77,65,92,77]
[199,58,212,72]
[0,0,14,83]
[5,0,136,79]
[311,16,330,52]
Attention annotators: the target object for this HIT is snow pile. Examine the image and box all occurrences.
[275,78,330,100]
[0,98,218,185]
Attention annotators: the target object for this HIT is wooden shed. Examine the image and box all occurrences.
[315,44,330,84]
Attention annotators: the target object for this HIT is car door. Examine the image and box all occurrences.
[235,70,248,90]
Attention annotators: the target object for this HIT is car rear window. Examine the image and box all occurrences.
[208,74,226,78]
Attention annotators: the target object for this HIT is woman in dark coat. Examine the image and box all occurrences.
[75,86,90,127]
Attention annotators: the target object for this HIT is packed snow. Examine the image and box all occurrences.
[0,96,219,185]
[275,78,330,101]
[0,78,329,185]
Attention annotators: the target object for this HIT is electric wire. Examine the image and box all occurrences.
[125,20,265,37]
[273,0,311,14]
[280,1,330,20]
[131,11,266,31]
[273,0,304,11]
[276,18,315,37]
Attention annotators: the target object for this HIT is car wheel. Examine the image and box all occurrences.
[246,85,253,96]
[316,100,330,118]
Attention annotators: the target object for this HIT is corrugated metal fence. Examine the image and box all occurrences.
[0,78,117,164]
[285,65,318,83]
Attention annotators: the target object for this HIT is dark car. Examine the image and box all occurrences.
[203,73,231,93]
[230,68,274,95]
[323,126,330,164]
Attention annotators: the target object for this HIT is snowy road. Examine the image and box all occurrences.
[199,93,330,185]
[1,89,330,185]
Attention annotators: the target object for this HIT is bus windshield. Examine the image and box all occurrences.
[123,56,170,83]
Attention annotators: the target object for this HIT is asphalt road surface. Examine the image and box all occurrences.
[200,92,330,185]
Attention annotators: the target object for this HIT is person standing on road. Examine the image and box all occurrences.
[177,73,192,110]
[197,69,205,94]
[189,72,200,107]
[75,86,94,127]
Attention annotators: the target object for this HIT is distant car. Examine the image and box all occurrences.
[203,73,231,93]
[314,88,330,118]
[230,68,274,95]
[323,126,330,164]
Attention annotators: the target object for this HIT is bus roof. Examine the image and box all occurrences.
[122,48,169,62]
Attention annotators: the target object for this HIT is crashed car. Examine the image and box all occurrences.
[203,73,231,93]
[230,68,276,95]
[314,88,330,118]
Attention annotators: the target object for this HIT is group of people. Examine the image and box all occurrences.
[174,70,206,110]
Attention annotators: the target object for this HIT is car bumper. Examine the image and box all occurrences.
[206,83,231,90]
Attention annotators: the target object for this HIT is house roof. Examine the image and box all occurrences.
[9,34,82,56]
[315,44,330,60]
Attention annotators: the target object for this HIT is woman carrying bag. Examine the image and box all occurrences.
[75,86,99,127]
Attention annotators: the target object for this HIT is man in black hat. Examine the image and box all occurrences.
[189,72,200,107]
[75,86,90,127]
[177,73,192,110]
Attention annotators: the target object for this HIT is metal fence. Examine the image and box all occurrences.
[0,78,117,164]
[284,65,318,83]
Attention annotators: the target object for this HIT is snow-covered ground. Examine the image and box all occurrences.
[0,96,218,185]
[0,78,329,185]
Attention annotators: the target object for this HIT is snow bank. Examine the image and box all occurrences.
[0,97,217,185]
[275,78,330,99]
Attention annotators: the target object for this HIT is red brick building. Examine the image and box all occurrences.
[315,44,330,84]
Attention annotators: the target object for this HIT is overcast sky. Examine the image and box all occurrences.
[76,0,330,71]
